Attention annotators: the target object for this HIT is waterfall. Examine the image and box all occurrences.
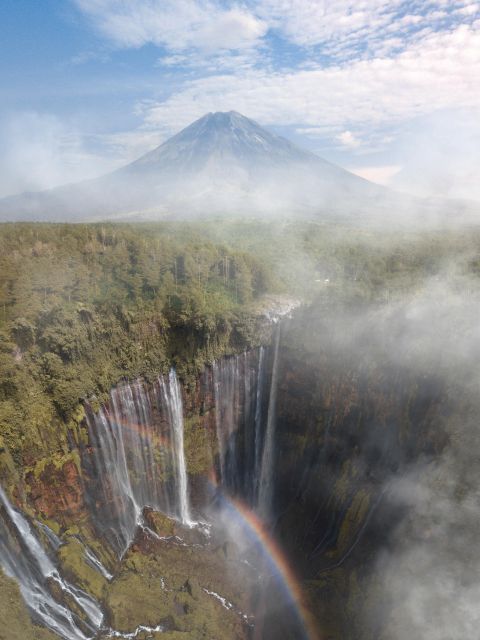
[213,356,242,493]
[81,324,286,554]
[253,346,266,502]
[36,521,63,551]
[85,369,192,554]
[211,332,281,521]
[0,328,287,639]
[257,326,281,521]
[83,546,113,581]
[0,487,103,640]
[212,349,267,499]
[158,369,192,526]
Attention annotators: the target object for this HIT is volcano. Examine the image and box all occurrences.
[0,111,395,222]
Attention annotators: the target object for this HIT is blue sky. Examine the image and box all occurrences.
[0,0,479,199]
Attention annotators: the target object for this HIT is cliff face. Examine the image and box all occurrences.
[0,301,458,640]
[264,307,453,639]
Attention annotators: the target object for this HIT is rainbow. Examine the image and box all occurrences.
[210,482,321,640]
[100,415,321,638]
[106,414,170,449]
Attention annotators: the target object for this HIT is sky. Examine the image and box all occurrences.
[0,0,479,200]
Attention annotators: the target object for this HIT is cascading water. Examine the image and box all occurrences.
[213,349,261,500]
[213,355,242,494]
[0,327,286,640]
[84,368,192,554]
[257,325,281,521]
[253,346,266,503]
[158,369,193,526]
[82,331,282,560]
[0,487,103,640]
[210,334,280,518]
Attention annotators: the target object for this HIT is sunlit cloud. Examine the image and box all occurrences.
[138,24,480,133]
[349,164,403,186]
[336,130,361,149]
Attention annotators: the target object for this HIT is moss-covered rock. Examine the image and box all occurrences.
[104,530,251,639]
[57,537,108,601]
[0,569,58,640]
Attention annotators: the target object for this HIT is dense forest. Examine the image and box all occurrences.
[1,220,480,468]
[0,223,278,467]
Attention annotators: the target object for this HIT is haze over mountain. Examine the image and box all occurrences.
[0,111,474,224]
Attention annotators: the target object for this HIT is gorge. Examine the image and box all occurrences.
[0,295,464,640]
[0,222,478,640]
[1,3,479,637]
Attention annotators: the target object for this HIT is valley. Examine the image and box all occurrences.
[1,221,480,639]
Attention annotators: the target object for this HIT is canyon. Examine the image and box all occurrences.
[0,295,458,640]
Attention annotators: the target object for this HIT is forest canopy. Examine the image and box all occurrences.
[1,220,480,466]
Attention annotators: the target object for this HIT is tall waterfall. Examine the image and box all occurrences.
[0,488,103,640]
[84,369,192,554]
[158,370,192,526]
[212,348,268,502]
[253,346,266,503]
[82,340,281,558]
[211,335,280,517]
[213,355,241,494]
[258,326,281,521]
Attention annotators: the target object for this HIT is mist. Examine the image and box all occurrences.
[0,112,122,199]
[0,110,478,229]
[277,268,480,639]
[1,3,480,640]
[366,285,480,639]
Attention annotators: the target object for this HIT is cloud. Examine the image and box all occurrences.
[336,130,361,148]
[371,422,480,639]
[0,113,122,198]
[73,1,480,66]
[391,109,480,200]
[332,282,480,637]
[138,24,480,135]
[73,0,267,55]
[255,0,479,61]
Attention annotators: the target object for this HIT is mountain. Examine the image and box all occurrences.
[0,111,473,224]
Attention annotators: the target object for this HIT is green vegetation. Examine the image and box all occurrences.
[103,522,253,639]
[0,223,276,472]
[0,569,58,640]
[1,219,480,477]
[57,537,108,601]
[1,220,480,640]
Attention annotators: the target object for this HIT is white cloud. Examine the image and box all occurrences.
[336,130,361,148]
[74,0,267,54]
[72,0,480,66]
[256,0,479,59]
[391,109,480,201]
[138,24,480,134]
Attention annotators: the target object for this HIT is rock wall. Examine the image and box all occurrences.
[0,303,456,640]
